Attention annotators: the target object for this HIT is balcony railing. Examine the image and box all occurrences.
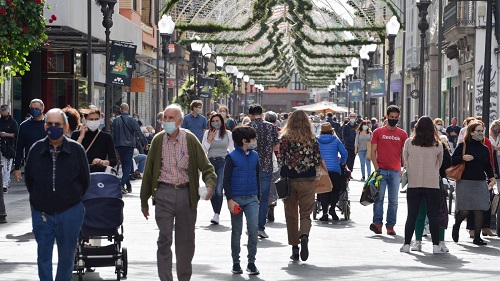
[443,1,475,34]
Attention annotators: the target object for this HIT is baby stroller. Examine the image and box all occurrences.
[74,171,128,280]
[313,164,351,220]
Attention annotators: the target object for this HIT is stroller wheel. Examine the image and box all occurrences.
[122,247,128,278]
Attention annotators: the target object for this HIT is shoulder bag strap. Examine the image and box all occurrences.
[120,115,135,135]
[85,131,100,153]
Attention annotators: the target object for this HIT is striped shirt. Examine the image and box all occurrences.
[158,129,190,185]
[49,144,61,192]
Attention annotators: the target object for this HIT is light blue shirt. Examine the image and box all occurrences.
[181,113,207,142]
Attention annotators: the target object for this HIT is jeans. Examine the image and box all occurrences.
[230,195,259,263]
[133,153,147,173]
[209,157,226,215]
[346,147,356,172]
[32,202,85,281]
[404,188,441,245]
[1,155,12,188]
[116,146,134,188]
[373,169,401,227]
[258,170,273,231]
[357,150,371,178]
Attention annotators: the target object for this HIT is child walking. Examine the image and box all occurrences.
[223,126,261,275]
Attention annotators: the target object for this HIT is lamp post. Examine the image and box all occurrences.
[158,15,175,109]
[328,84,335,102]
[416,0,432,117]
[190,39,203,98]
[351,58,359,79]
[99,0,117,132]
[386,15,400,109]
[243,75,250,113]
[202,44,211,75]
[249,79,255,106]
[345,67,354,112]
[360,47,370,118]
[237,72,244,115]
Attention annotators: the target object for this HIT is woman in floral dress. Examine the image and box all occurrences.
[278,110,322,262]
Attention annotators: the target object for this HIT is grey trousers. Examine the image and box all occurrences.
[155,183,197,281]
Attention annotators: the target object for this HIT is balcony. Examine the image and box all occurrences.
[443,1,475,41]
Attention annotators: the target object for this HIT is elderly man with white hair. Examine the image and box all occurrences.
[140,104,217,281]
[25,108,90,281]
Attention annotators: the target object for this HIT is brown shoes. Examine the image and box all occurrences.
[386,226,396,236]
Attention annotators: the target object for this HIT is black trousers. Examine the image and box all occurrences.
[346,147,356,172]
[404,188,441,245]
[318,172,342,214]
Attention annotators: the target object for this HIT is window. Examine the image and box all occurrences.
[292,73,306,90]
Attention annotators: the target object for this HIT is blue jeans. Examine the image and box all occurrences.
[258,170,273,231]
[209,157,226,215]
[32,202,85,281]
[358,150,371,178]
[133,153,147,173]
[373,169,401,227]
[116,146,134,188]
[230,195,259,263]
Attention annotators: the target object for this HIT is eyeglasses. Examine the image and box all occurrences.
[46,122,63,128]
[436,124,443,126]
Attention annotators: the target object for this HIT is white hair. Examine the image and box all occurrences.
[46,108,68,124]
[165,104,184,119]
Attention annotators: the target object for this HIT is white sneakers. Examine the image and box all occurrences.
[411,241,422,251]
[433,244,447,254]
[400,244,410,253]
[401,241,449,254]
[210,213,220,225]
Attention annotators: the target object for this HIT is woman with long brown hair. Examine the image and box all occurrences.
[277,110,322,262]
[451,121,496,245]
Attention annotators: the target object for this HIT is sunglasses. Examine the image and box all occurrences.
[46,122,63,128]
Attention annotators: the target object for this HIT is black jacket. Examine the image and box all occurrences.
[0,115,18,146]
[25,137,90,214]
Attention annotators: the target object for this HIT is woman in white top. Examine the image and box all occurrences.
[202,114,234,224]
[488,120,500,172]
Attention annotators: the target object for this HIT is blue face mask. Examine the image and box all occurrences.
[31,108,42,118]
[162,121,178,134]
[493,130,499,136]
[47,126,64,140]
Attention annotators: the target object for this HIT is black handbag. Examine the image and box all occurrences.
[0,139,15,159]
[275,177,290,199]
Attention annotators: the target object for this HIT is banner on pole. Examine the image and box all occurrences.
[349,80,363,102]
[337,91,347,107]
[367,67,385,98]
[107,41,137,87]
[197,75,215,98]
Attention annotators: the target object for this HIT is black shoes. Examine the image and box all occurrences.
[329,208,339,220]
[231,263,243,274]
[300,235,309,261]
[319,214,329,221]
[452,224,459,243]
[290,246,299,261]
[246,263,260,275]
[473,238,487,246]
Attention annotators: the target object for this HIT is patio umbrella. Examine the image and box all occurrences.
[292,101,348,113]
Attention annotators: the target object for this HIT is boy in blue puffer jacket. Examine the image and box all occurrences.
[223,126,261,275]
[317,123,348,221]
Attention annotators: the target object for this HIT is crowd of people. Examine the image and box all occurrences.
[1,97,500,281]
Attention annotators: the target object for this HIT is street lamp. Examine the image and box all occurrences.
[360,47,370,118]
[366,39,378,67]
[351,58,359,79]
[243,75,250,113]
[158,14,176,109]
[99,0,117,132]
[386,15,400,109]
[201,44,212,75]
[237,71,244,115]
[190,37,203,97]
[328,84,335,102]
[417,0,432,117]
[249,79,255,107]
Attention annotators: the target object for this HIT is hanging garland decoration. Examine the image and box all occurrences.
[291,39,357,59]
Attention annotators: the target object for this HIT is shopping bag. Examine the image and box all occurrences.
[314,160,333,194]
[360,171,382,206]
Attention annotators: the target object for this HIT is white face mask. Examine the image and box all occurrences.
[86,120,101,132]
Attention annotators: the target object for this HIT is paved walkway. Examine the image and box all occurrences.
[1,161,500,281]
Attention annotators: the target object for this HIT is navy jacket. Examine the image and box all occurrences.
[317,134,348,174]
[111,113,147,148]
[223,146,260,200]
[342,122,358,149]
[14,117,46,169]
[25,137,90,214]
